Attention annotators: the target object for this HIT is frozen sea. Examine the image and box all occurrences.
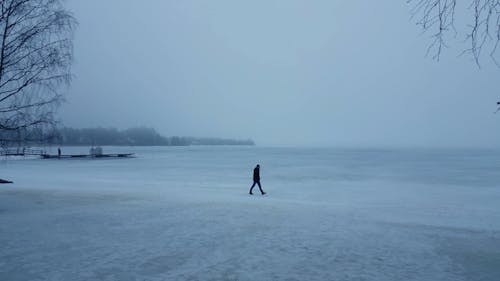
[1,146,500,281]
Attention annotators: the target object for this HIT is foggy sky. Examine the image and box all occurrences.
[60,0,500,147]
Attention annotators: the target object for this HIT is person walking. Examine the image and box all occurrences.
[58,147,61,158]
[249,164,266,195]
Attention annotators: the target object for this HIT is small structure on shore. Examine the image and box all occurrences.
[90,146,103,156]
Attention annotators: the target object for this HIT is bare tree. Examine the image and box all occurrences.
[0,0,75,147]
[408,0,500,66]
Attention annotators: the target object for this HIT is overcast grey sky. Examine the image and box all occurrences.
[60,0,500,147]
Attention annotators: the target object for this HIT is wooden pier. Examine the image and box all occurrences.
[41,153,134,159]
[1,147,134,159]
[0,148,45,156]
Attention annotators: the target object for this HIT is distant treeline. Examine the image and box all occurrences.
[55,127,255,146]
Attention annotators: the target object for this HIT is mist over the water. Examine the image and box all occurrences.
[61,0,500,147]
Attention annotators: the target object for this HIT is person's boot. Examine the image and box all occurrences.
[249,192,253,195]
[261,192,266,195]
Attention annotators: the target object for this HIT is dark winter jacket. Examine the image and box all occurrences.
[253,167,260,181]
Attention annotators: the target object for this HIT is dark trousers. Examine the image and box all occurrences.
[250,180,264,194]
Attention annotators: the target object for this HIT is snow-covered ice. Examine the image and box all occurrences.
[1,146,500,281]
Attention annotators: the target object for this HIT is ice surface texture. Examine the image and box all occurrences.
[1,146,500,281]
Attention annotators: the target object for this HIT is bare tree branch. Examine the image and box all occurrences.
[0,0,75,147]
[408,0,500,66]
